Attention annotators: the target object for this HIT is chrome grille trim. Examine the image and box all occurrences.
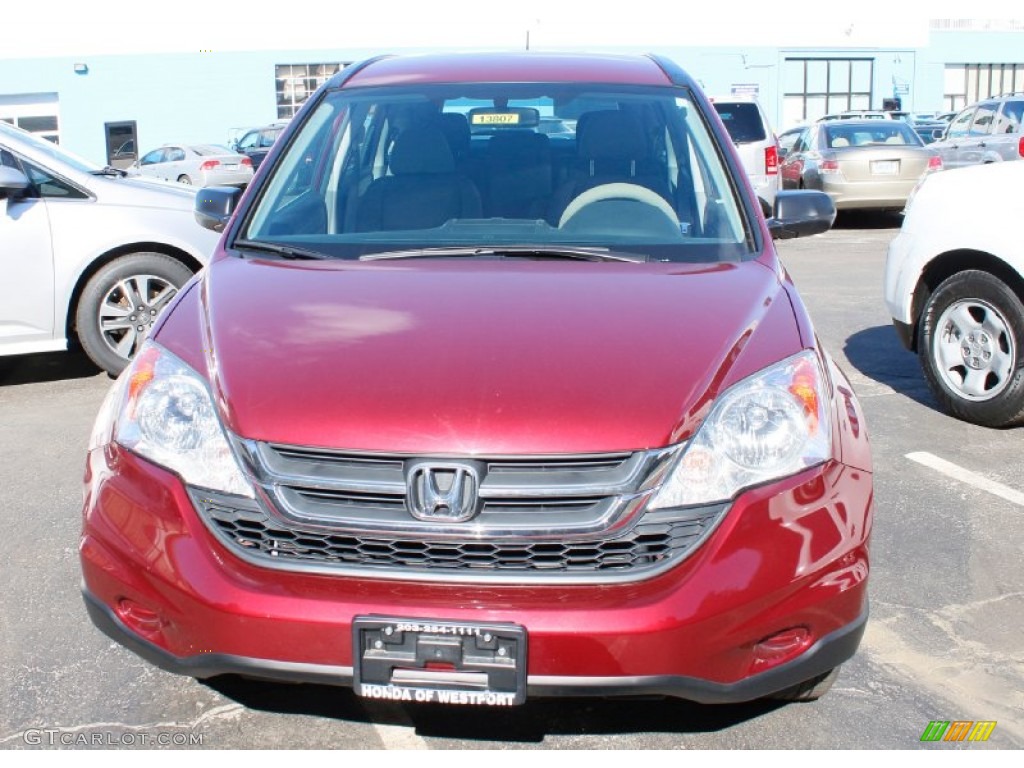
[241,442,662,498]
[233,440,684,539]
[201,440,726,582]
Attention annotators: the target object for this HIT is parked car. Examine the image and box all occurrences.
[82,52,872,709]
[816,110,895,122]
[711,95,779,214]
[136,144,253,187]
[911,119,949,144]
[928,94,1024,169]
[885,161,1024,427]
[0,122,218,375]
[780,119,941,211]
[777,125,806,159]
[232,122,287,170]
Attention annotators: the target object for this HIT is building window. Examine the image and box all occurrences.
[782,58,874,127]
[0,93,60,143]
[944,64,1024,111]
[275,63,350,120]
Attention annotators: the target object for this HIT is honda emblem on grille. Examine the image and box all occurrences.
[406,461,482,523]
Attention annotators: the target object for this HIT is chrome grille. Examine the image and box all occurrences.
[199,440,727,583]
[232,441,683,536]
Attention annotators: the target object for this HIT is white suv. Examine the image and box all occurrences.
[885,161,1024,427]
[711,96,779,215]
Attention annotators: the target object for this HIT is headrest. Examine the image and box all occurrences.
[487,131,551,164]
[577,110,648,160]
[438,113,471,159]
[390,125,455,175]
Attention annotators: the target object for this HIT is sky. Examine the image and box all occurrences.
[6,2,1018,60]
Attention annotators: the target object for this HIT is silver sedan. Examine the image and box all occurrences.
[136,144,253,187]
[780,120,941,211]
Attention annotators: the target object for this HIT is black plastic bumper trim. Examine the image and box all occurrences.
[83,590,354,686]
[892,318,915,351]
[83,588,866,704]
[528,609,867,704]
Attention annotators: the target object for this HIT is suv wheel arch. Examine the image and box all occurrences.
[910,249,1024,353]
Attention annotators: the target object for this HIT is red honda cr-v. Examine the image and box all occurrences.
[81,52,872,707]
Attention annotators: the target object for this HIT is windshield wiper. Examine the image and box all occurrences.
[90,166,127,177]
[360,246,647,263]
[233,239,329,260]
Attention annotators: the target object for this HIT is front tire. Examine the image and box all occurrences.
[75,252,194,376]
[917,270,1024,427]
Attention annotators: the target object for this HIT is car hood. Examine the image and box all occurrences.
[89,172,200,210]
[171,255,804,455]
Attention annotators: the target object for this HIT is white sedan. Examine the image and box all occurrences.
[136,144,253,188]
[885,161,1024,427]
[0,122,220,375]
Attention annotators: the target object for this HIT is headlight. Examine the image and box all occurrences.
[650,350,831,509]
[92,340,253,498]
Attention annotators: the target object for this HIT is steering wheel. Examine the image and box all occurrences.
[558,182,678,229]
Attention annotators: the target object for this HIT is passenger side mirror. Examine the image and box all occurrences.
[0,166,29,200]
[195,186,242,232]
[766,190,835,239]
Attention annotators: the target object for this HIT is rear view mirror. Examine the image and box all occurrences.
[766,190,835,239]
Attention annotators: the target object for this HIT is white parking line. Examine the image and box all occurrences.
[906,451,1024,507]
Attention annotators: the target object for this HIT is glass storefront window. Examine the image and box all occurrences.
[275,63,351,119]
[783,58,874,122]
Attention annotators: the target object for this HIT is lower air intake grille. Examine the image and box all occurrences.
[192,491,725,583]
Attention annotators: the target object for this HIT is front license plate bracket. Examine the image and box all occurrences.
[353,616,527,706]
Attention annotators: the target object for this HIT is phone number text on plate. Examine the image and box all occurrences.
[389,622,487,637]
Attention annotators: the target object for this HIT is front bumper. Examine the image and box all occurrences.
[884,228,919,340]
[81,444,872,704]
[83,587,866,704]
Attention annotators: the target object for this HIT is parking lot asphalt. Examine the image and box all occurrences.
[1,213,1021,750]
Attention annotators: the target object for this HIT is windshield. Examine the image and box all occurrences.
[824,122,924,148]
[192,144,234,155]
[241,83,753,262]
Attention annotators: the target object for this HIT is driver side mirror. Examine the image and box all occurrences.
[0,166,29,200]
[195,186,242,233]
[766,190,835,239]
